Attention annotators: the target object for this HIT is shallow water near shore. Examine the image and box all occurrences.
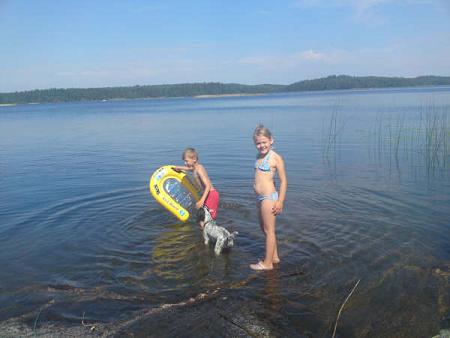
[1,87,450,337]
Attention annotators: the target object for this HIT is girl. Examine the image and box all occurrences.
[250,125,287,271]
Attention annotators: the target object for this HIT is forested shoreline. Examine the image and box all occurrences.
[1,75,449,104]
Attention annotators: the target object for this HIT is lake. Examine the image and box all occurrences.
[1,87,449,337]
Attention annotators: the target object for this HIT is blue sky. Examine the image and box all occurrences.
[1,0,449,92]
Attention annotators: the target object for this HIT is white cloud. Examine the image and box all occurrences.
[2,32,449,92]
[294,0,436,6]
[299,50,328,61]
[233,40,450,84]
[293,0,441,23]
[238,49,346,70]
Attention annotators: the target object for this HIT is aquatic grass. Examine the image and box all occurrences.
[368,110,386,165]
[418,103,449,176]
[332,279,361,338]
[393,115,405,160]
[81,311,97,331]
[322,103,349,159]
[322,102,450,179]
[32,300,55,336]
[392,106,449,177]
[32,307,43,335]
[322,107,338,157]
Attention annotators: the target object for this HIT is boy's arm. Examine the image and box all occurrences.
[273,154,287,215]
[172,165,191,172]
[195,164,212,209]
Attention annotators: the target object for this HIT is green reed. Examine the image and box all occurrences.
[322,103,349,158]
[323,103,449,176]
[421,104,449,173]
[387,106,448,175]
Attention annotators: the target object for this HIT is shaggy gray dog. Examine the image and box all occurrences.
[197,207,238,255]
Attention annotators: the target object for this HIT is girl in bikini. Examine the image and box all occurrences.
[250,124,287,271]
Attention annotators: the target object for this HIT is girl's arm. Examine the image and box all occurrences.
[273,154,287,215]
[195,164,212,209]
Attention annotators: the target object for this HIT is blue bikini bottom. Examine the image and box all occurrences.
[256,191,278,202]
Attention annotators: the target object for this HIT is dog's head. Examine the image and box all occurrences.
[196,207,206,223]
[197,207,214,224]
[227,231,238,247]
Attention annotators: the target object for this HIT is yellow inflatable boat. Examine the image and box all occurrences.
[149,165,202,222]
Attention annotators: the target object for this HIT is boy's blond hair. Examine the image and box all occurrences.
[182,147,198,160]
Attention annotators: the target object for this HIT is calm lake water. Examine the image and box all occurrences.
[1,87,450,337]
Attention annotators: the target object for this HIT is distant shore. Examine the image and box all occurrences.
[1,75,450,105]
[194,93,263,98]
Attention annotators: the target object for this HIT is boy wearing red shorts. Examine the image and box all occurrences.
[173,148,220,228]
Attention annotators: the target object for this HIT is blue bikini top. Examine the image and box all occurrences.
[255,150,272,172]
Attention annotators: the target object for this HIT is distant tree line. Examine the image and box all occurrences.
[0,83,284,104]
[284,75,450,92]
[1,75,449,104]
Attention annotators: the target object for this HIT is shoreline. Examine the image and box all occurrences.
[1,84,450,106]
[194,93,264,99]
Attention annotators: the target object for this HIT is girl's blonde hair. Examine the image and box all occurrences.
[182,147,198,160]
[253,124,272,141]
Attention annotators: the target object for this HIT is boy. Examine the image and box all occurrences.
[173,148,219,228]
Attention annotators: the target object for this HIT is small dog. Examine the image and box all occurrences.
[197,207,238,255]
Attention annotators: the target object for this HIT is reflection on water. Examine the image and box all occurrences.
[1,88,450,337]
[152,223,198,280]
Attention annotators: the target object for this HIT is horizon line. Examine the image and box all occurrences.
[2,74,450,94]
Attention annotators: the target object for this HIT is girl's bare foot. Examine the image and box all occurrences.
[250,261,273,271]
[260,257,280,264]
